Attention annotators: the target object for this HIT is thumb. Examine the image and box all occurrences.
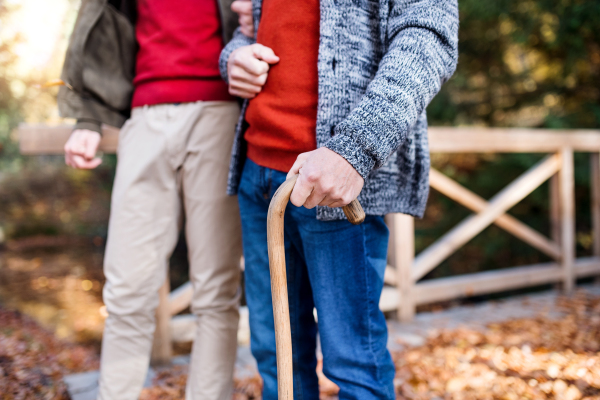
[253,44,279,64]
[84,133,101,160]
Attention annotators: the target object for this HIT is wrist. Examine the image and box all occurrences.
[74,119,102,135]
[324,133,375,181]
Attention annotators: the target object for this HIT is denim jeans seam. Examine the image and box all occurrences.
[267,168,273,197]
[363,221,393,400]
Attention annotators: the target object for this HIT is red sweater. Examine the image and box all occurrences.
[244,0,319,173]
[131,0,233,108]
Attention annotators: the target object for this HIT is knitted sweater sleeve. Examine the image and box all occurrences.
[219,27,256,84]
[325,0,459,179]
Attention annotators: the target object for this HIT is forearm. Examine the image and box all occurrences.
[326,0,459,179]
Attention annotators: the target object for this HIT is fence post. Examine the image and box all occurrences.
[549,174,561,247]
[559,148,575,293]
[590,153,600,284]
[388,213,415,321]
[550,173,561,290]
[151,280,172,365]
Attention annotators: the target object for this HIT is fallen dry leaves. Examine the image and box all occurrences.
[2,292,599,399]
[141,292,600,400]
[139,365,263,400]
[0,307,99,400]
[394,292,600,400]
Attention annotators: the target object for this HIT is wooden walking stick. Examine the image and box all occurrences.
[267,174,366,399]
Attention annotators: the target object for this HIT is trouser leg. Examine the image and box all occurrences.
[238,158,395,400]
[293,209,395,400]
[238,160,319,400]
[182,102,242,400]
[98,108,181,400]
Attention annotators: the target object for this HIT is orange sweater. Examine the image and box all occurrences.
[244,0,319,173]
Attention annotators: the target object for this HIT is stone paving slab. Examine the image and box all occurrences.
[64,369,155,400]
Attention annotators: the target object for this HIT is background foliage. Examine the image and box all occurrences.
[0,0,599,286]
[422,0,600,282]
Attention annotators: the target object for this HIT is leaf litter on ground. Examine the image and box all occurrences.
[2,291,599,399]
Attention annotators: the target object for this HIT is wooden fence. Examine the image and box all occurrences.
[18,124,600,362]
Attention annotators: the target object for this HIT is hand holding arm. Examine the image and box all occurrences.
[227,44,279,98]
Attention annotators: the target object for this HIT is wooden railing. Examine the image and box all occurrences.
[18,124,600,362]
[385,128,600,322]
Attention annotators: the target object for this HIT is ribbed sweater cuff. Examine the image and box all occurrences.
[325,131,376,180]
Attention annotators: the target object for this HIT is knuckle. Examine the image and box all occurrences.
[230,69,242,80]
[305,171,319,183]
[256,74,267,86]
[320,181,334,194]
[259,63,270,74]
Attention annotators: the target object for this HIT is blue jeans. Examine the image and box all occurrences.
[238,160,395,400]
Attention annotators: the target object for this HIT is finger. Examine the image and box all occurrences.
[240,26,253,37]
[72,155,102,169]
[65,145,79,167]
[230,67,267,86]
[68,145,86,157]
[228,87,257,99]
[252,44,280,64]
[327,200,347,208]
[64,139,73,155]
[289,174,314,208]
[239,14,253,25]
[74,157,102,169]
[303,189,326,210]
[236,56,271,76]
[318,196,336,207]
[65,139,78,156]
[84,134,100,160]
[88,158,103,168]
[239,16,254,38]
[287,153,309,179]
[65,153,73,168]
[72,155,89,169]
[229,80,263,95]
[328,195,356,208]
[231,0,252,14]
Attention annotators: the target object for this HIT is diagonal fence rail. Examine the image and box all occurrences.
[17,124,600,360]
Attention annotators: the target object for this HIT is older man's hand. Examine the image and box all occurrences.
[287,148,364,209]
[231,0,254,37]
[227,44,279,98]
[64,129,102,169]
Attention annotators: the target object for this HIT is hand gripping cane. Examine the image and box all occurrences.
[266,174,366,399]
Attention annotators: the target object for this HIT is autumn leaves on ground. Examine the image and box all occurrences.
[2,280,600,400]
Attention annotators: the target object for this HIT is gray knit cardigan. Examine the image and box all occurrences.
[220,0,459,220]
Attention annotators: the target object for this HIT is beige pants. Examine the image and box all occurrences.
[98,101,242,400]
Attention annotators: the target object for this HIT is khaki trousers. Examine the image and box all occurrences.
[98,101,242,400]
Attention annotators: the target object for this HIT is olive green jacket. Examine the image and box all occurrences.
[58,0,239,134]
